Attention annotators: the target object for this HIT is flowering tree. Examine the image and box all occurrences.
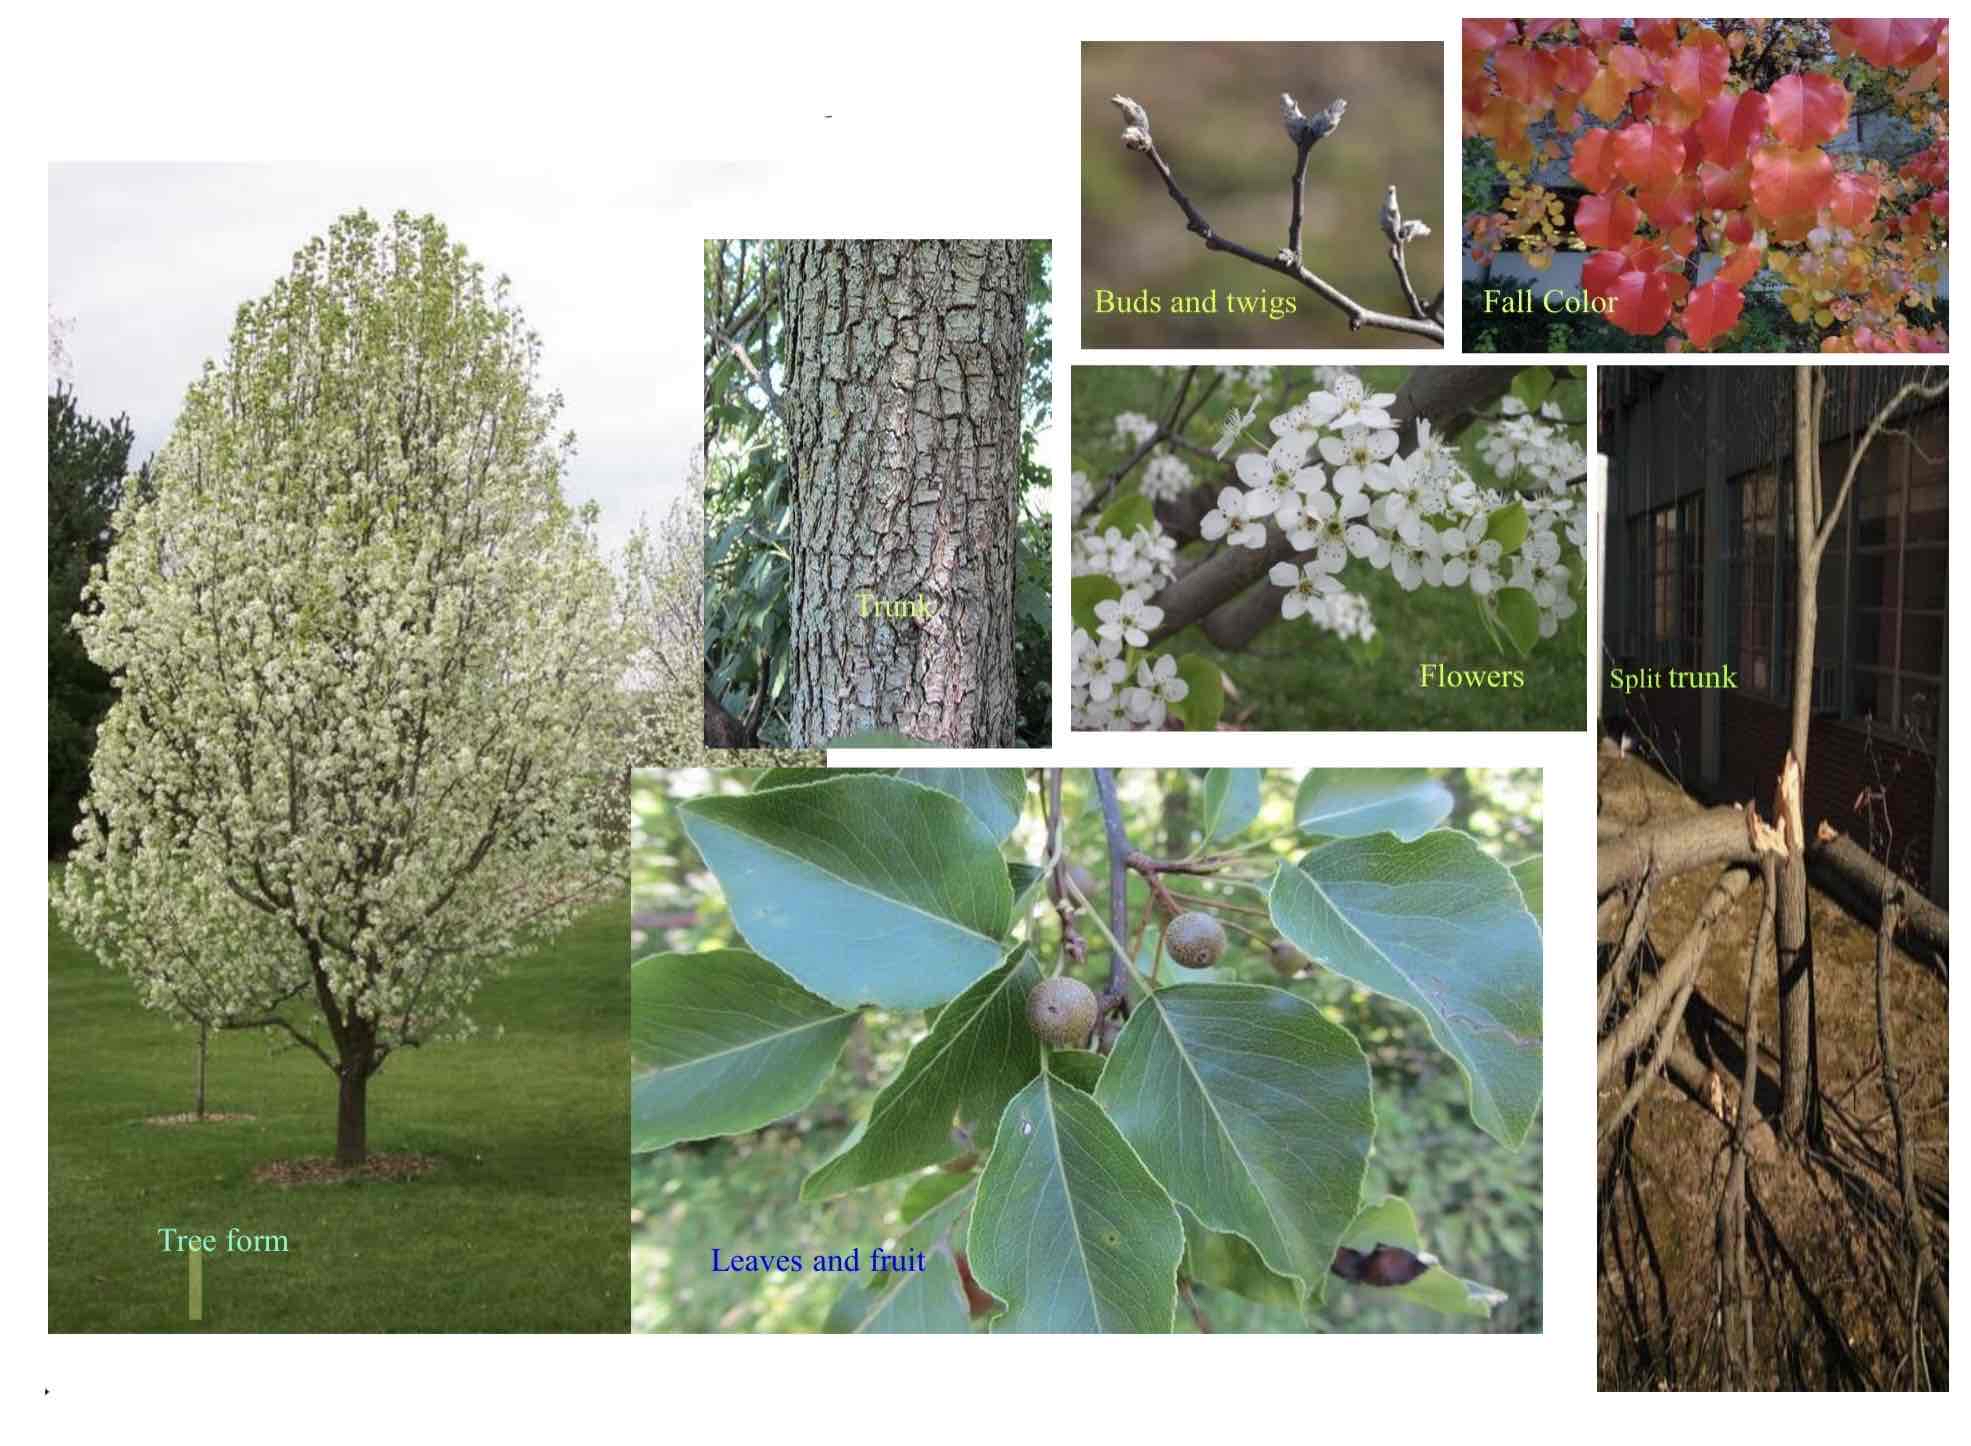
[54,211,634,1166]
[1465,18,1950,352]
[1071,366,1586,732]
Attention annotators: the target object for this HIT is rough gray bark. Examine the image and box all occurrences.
[781,240,1026,747]
[1776,369,1816,1136]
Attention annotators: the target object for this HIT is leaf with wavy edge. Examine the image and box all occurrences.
[1095,982,1374,1306]
[1295,769,1453,840]
[630,948,857,1151]
[967,1074,1183,1332]
[1270,830,1543,1147]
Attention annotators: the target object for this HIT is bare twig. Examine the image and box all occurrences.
[1110,95,1443,343]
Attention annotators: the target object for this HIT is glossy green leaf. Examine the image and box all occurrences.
[1494,587,1541,656]
[1335,1196,1508,1319]
[824,1247,972,1333]
[1070,575,1123,633]
[1045,1048,1106,1094]
[802,950,1043,1200]
[1269,831,1543,1147]
[755,768,1027,845]
[630,949,857,1151]
[1293,769,1453,841]
[899,1169,974,1227]
[827,1181,979,1333]
[898,769,1027,843]
[1095,983,1373,1305]
[1200,768,1262,842]
[967,1074,1184,1332]
[1510,855,1543,927]
[754,767,887,790]
[1180,1207,1302,1313]
[1008,861,1048,917]
[1170,656,1224,732]
[680,775,1014,1010]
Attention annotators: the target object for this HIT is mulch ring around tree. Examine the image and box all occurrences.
[252,1153,442,1187]
[143,1112,257,1126]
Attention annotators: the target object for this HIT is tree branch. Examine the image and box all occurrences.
[1111,95,1443,343]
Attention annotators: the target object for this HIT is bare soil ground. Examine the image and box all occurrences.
[1597,751,1949,1390]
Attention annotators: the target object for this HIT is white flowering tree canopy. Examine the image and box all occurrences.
[55,210,633,1159]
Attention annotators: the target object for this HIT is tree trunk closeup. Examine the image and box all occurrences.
[781,240,1026,747]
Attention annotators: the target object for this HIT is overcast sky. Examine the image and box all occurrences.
[48,162,787,552]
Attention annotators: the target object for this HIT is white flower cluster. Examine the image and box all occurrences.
[1069,371,1587,730]
[1139,451,1196,502]
[53,211,634,1076]
[1478,396,1586,491]
[1070,625,1190,731]
[1113,411,1160,447]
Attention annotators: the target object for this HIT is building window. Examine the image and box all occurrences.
[1728,468,1784,696]
[1637,494,1703,668]
[1847,407,1946,745]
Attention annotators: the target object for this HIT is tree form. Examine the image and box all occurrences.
[55,210,633,1166]
[780,241,1027,747]
[48,385,135,852]
[1465,19,1949,352]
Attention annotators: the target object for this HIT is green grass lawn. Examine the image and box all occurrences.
[49,879,628,1332]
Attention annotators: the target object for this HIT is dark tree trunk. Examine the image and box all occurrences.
[336,1060,370,1167]
[196,1022,208,1121]
[781,240,1026,747]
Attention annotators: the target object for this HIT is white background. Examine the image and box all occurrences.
[5,0,1957,1434]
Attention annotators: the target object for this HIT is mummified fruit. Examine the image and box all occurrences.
[1165,911,1227,969]
[1026,976,1099,1046]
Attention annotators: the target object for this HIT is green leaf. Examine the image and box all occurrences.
[1494,587,1541,657]
[1095,983,1373,1305]
[1508,366,1553,412]
[899,1169,975,1227]
[1483,500,1529,555]
[1200,768,1261,842]
[1550,377,1586,420]
[630,949,857,1151]
[967,1074,1184,1332]
[1269,832,1543,1147]
[824,1247,972,1333]
[1510,855,1543,927]
[680,775,1014,1010]
[1335,1197,1508,1319]
[1170,656,1224,732]
[754,768,1027,845]
[1293,769,1452,841]
[754,767,889,790]
[802,950,1043,1200]
[1094,491,1156,537]
[1180,1207,1303,1313]
[898,768,1027,843]
[1045,1048,1106,1094]
[825,730,937,748]
[827,1181,979,1333]
[1007,861,1049,918]
[1070,575,1122,634]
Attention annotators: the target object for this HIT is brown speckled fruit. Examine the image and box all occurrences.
[1026,976,1099,1046]
[1166,911,1227,969]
